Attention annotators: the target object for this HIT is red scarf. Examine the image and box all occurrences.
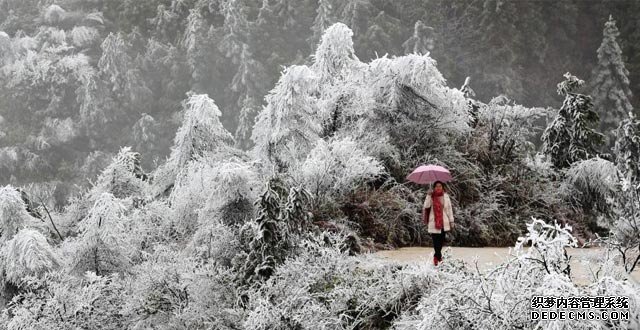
[432,189,444,229]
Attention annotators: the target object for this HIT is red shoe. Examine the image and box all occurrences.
[433,256,439,266]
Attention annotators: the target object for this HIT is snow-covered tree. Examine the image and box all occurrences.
[234,177,312,300]
[170,93,235,167]
[606,176,640,273]
[0,185,43,243]
[230,41,267,149]
[402,20,434,55]
[368,53,470,136]
[90,146,148,200]
[1,228,59,286]
[131,113,159,160]
[0,14,99,182]
[169,156,257,236]
[311,22,360,87]
[152,93,238,197]
[251,65,321,172]
[604,116,640,273]
[293,137,384,204]
[542,73,604,169]
[591,15,634,150]
[563,157,617,216]
[97,31,151,110]
[309,0,338,45]
[218,0,268,149]
[65,193,132,275]
[614,109,640,182]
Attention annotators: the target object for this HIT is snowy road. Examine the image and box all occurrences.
[374,247,640,285]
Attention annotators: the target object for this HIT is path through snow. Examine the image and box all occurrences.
[374,247,640,285]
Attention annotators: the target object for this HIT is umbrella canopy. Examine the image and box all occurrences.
[406,165,452,185]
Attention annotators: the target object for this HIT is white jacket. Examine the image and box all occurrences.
[423,192,454,233]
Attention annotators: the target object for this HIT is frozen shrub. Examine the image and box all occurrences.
[244,233,434,329]
[0,271,126,330]
[294,137,384,204]
[88,147,148,201]
[63,193,132,275]
[1,229,59,286]
[0,185,44,243]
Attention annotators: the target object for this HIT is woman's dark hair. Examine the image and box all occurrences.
[432,181,446,191]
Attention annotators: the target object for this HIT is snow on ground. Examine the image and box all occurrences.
[374,247,640,285]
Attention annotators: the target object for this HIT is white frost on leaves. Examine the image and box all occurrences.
[171,93,235,168]
[2,229,59,285]
[294,137,384,198]
[65,193,132,275]
[70,26,99,48]
[565,157,617,198]
[170,157,257,232]
[0,185,44,243]
[524,153,555,178]
[90,147,148,200]
[369,53,470,134]
[252,65,321,168]
[311,22,360,86]
[43,5,66,24]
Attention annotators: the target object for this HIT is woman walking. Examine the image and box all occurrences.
[423,181,455,266]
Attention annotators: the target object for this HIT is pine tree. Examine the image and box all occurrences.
[613,111,640,182]
[591,15,634,151]
[170,93,236,168]
[309,0,338,46]
[219,0,263,149]
[311,22,360,88]
[402,20,434,55]
[234,177,311,305]
[542,73,604,169]
[251,65,320,172]
[68,193,131,276]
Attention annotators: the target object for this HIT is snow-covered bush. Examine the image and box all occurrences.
[563,157,617,216]
[1,229,59,286]
[120,247,241,329]
[126,200,173,255]
[89,146,148,200]
[63,193,132,275]
[467,96,545,167]
[234,177,312,294]
[524,153,555,178]
[186,219,240,266]
[244,233,433,329]
[294,137,384,203]
[168,156,257,236]
[604,177,640,273]
[0,271,126,330]
[341,184,423,248]
[0,185,44,243]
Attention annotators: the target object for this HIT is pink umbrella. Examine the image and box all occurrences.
[406,165,452,185]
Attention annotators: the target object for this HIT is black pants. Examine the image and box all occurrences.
[431,229,446,260]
